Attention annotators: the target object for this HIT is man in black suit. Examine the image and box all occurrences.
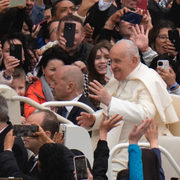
[51,65,96,125]
[0,94,28,176]
[23,110,60,177]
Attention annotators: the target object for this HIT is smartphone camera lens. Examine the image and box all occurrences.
[11,45,15,51]
[158,61,163,66]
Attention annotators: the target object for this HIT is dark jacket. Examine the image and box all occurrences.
[0,121,28,176]
[68,42,93,65]
[93,140,109,180]
[57,94,96,125]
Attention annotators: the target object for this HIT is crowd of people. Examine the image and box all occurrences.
[0,0,180,179]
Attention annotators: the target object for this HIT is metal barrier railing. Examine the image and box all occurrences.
[108,142,180,179]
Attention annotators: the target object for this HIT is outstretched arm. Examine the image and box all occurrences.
[128,118,152,180]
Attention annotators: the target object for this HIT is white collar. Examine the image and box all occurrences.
[65,93,82,113]
[0,124,8,134]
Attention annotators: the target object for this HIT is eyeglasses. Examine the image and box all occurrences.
[158,35,169,42]
[49,27,58,37]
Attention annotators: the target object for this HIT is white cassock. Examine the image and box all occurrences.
[86,62,179,176]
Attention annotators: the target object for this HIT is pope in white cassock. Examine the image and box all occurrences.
[77,39,179,177]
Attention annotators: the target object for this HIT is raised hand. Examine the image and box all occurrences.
[0,0,10,13]
[145,119,159,149]
[99,113,122,140]
[76,112,96,127]
[130,24,149,52]
[52,132,65,144]
[4,56,20,76]
[105,7,130,30]
[128,118,152,144]
[4,129,16,151]
[89,80,112,106]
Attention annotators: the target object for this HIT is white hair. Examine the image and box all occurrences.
[116,39,140,62]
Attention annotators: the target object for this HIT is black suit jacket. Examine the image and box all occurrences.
[57,94,96,125]
[23,155,40,177]
[0,151,38,180]
[0,121,28,175]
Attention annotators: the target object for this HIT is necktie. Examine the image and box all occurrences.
[61,106,68,118]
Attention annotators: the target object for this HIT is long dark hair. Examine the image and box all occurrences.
[0,33,33,74]
[87,40,112,84]
[149,19,176,53]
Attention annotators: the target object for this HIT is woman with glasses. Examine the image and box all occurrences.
[149,19,178,56]
[148,19,180,95]
[42,20,59,44]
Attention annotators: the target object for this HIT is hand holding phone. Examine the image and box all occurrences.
[157,60,169,71]
[137,0,147,13]
[74,155,88,180]
[10,44,22,68]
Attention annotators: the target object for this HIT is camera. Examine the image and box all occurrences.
[157,61,163,66]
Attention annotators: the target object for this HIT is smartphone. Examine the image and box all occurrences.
[120,11,143,25]
[10,44,22,68]
[74,155,88,180]
[0,178,23,180]
[171,178,179,180]
[13,124,39,137]
[64,22,76,47]
[10,0,25,7]
[157,60,169,71]
[137,0,147,14]
[168,29,180,52]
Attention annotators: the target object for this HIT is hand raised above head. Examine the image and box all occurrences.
[145,119,159,149]
[89,80,112,106]
[100,113,122,133]
[76,112,96,127]
[128,118,152,144]
[52,132,65,144]
[0,0,10,13]
[130,24,149,52]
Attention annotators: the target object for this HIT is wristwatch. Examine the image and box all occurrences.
[2,71,12,80]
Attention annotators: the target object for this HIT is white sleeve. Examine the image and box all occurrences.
[142,47,158,67]
[108,91,157,125]
[98,0,114,11]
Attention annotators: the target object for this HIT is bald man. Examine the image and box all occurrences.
[77,39,178,177]
[51,65,96,124]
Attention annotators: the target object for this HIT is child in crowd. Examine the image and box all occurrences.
[10,68,27,124]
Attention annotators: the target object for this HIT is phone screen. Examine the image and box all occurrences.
[10,0,25,7]
[74,156,88,180]
[13,124,39,137]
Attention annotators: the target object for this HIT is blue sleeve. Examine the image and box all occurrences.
[30,1,45,25]
[151,148,165,180]
[128,144,143,180]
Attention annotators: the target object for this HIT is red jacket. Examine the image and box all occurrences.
[24,78,47,119]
